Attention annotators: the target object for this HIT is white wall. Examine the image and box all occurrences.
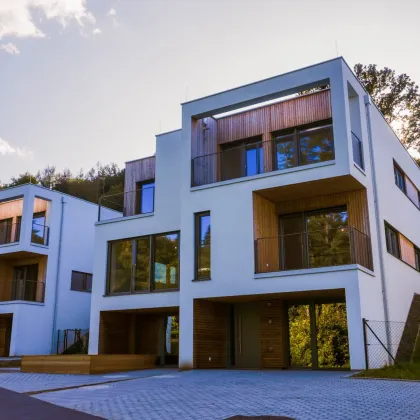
[88,130,182,354]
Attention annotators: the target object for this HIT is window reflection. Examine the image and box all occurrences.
[153,233,179,290]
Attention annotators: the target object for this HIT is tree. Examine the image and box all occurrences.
[354,64,420,151]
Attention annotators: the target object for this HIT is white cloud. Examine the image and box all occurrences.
[0,137,32,158]
[107,7,119,27]
[92,27,101,35]
[107,8,116,17]
[0,42,20,54]
[0,0,96,42]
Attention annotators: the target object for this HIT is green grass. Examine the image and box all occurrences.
[353,362,420,380]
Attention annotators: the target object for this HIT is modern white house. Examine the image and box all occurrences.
[88,57,420,371]
[0,184,109,357]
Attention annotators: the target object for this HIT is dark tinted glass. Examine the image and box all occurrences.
[299,126,334,165]
[153,233,179,290]
[275,134,296,170]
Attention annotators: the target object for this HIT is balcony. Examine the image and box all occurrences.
[0,279,45,303]
[255,226,373,274]
[0,223,21,246]
[31,222,50,246]
[98,185,155,222]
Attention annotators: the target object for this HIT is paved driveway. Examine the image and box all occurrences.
[1,370,419,419]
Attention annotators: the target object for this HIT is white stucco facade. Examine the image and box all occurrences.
[0,184,104,356]
[89,57,420,370]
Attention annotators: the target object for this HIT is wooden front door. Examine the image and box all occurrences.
[0,316,12,357]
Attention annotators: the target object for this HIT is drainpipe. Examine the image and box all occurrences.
[364,95,391,354]
[50,196,66,354]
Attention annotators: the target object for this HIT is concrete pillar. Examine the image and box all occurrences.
[179,297,194,370]
[346,285,367,369]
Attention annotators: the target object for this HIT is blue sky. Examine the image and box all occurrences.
[1,0,419,183]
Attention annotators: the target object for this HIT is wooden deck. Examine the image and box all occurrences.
[21,354,157,374]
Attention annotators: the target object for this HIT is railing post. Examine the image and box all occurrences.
[362,318,369,370]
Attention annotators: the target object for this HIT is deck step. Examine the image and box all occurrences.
[0,357,22,368]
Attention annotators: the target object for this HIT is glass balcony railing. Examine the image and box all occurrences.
[0,280,45,303]
[98,186,155,221]
[192,124,335,187]
[255,226,373,274]
[31,223,50,246]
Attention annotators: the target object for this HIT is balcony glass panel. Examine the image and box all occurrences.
[275,134,296,170]
[299,126,335,166]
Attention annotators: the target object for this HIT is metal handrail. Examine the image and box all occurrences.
[0,222,21,245]
[31,222,50,246]
[0,279,46,303]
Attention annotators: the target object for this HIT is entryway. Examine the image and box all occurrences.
[0,314,13,357]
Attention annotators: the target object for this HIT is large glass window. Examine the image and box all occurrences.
[245,143,264,176]
[107,232,179,295]
[275,133,296,170]
[394,164,406,193]
[136,180,155,214]
[153,233,179,291]
[195,212,211,280]
[299,125,335,166]
[71,271,93,292]
[0,218,12,245]
[32,211,47,245]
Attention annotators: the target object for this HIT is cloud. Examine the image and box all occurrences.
[0,0,96,44]
[0,42,20,54]
[92,28,101,35]
[107,7,119,27]
[0,137,32,158]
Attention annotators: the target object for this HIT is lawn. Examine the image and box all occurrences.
[354,362,420,380]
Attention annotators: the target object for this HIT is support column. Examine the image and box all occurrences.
[179,297,194,370]
[346,285,366,369]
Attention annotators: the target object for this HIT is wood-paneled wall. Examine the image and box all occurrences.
[253,193,280,273]
[275,189,370,234]
[124,156,156,216]
[0,199,23,224]
[33,198,48,214]
[260,300,287,368]
[193,300,228,368]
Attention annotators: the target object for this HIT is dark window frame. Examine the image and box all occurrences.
[194,211,211,281]
[393,161,420,210]
[385,222,401,259]
[106,230,180,296]
[415,247,420,272]
[273,119,335,170]
[71,270,93,293]
[0,217,13,244]
[135,179,155,215]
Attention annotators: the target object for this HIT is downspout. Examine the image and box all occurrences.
[50,196,66,354]
[364,95,391,354]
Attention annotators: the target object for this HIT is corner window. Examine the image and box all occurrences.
[394,164,406,193]
[32,211,48,245]
[71,271,93,292]
[415,247,420,272]
[385,223,400,258]
[195,212,211,280]
[136,180,155,214]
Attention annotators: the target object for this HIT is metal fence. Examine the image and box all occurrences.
[56,329,89,354]
[363,319,420,369]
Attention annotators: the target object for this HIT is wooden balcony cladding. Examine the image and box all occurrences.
[0,199,23,222]
[192,90,331,157]
[33,198,48,213]
[124,156,155,216]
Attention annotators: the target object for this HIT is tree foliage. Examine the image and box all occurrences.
[354,64,420,151]
[0,162,125,204]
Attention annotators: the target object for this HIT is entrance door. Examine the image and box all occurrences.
[235,303,260,368]
[0,316,12,357]
[13,264,38,301]
[288,302,350,369]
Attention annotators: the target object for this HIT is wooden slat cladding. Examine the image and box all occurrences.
[253,193,279,273]
[275,189,370,235]
[193,300,228,368]
[124,156,155,216]
[260,300,287,368]
[193,90,332,152]
[399,234,416,268]
[0,199,23,223]
[99,312,131,354]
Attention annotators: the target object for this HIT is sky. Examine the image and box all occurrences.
[1,0,420,183]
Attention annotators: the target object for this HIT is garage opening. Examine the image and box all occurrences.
[99,307,179,366]
[193,290,349,369]
[0,314,13,357]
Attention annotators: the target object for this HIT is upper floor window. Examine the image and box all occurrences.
[32,211,49,245]
[195,212,211,280]
[394,164,406,193]
[136,180,155,214]
[107,231,180,295]
[393,161,420,209]
[385,223,401,258]
[71,271,93,292]
[415,247,420,271]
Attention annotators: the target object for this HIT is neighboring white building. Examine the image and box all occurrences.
[0,184,110,356]
[88,57,420,371]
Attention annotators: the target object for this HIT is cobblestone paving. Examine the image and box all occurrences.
[31,370,420,420]
[0,369,174,393]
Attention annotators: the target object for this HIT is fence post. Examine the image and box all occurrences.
[362,318,369,370]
